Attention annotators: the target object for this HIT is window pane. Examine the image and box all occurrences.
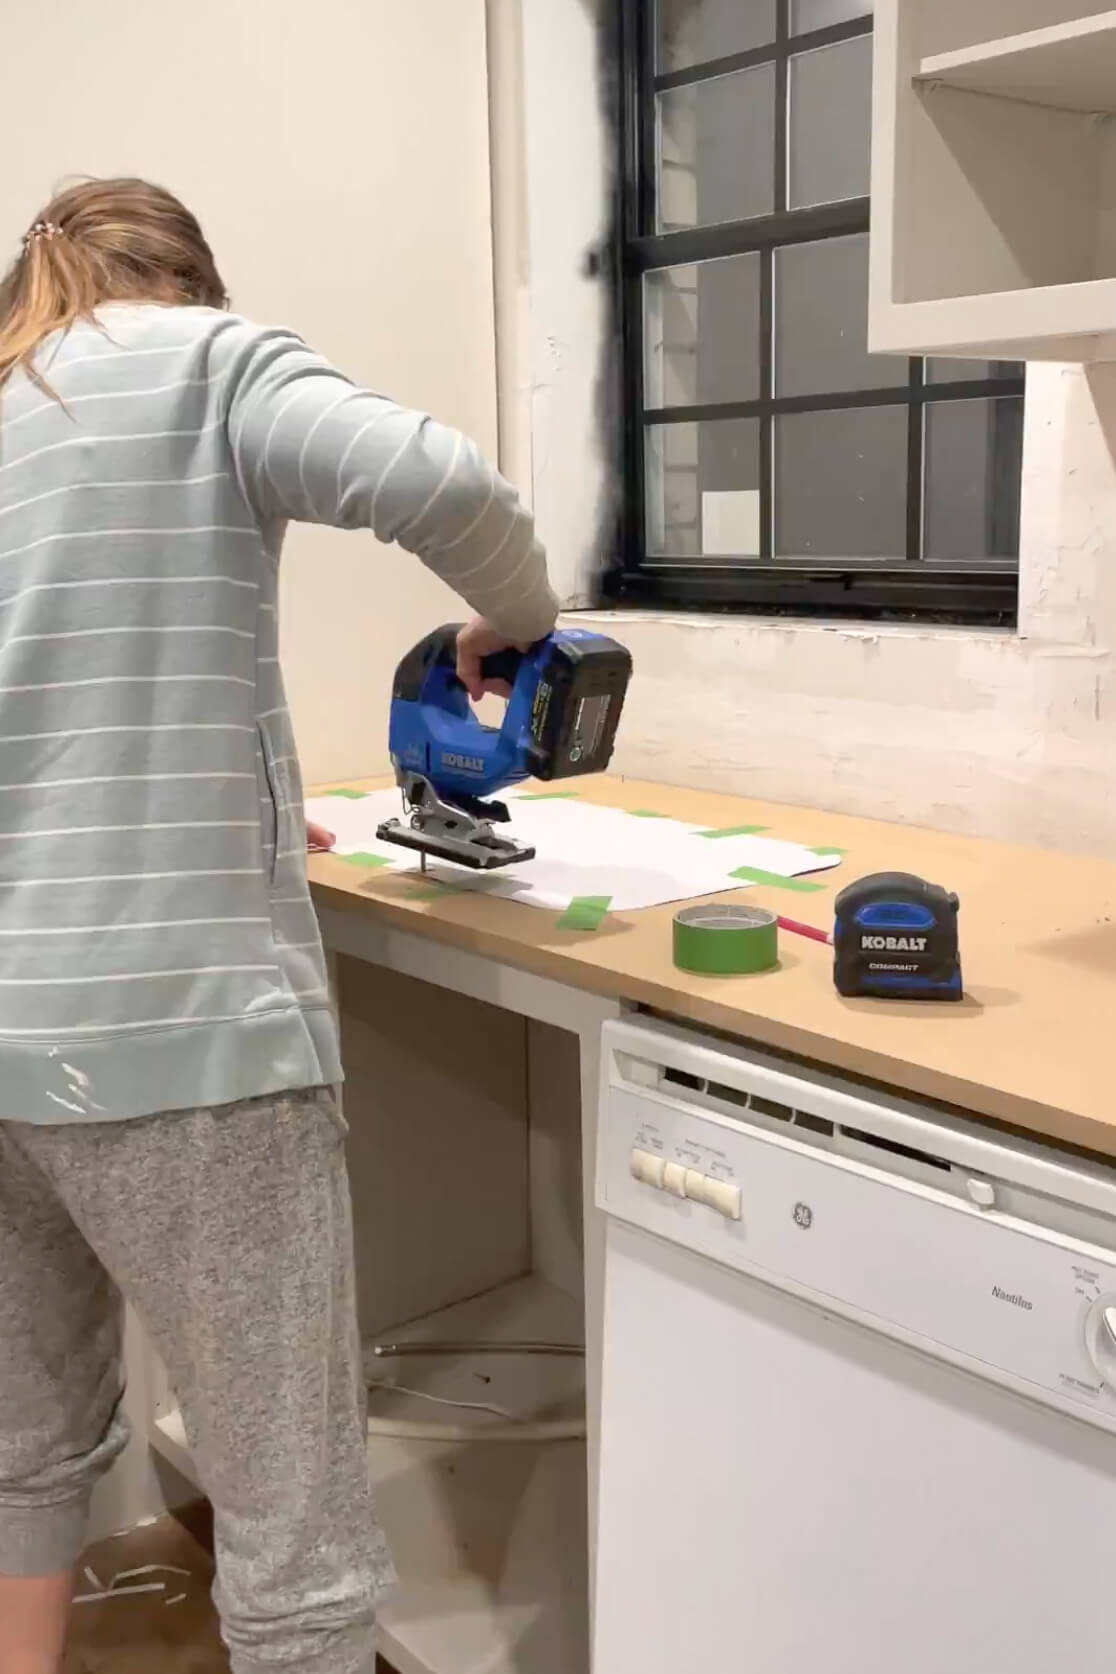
[658,66,776,232]
[658,0,776,71]
[646,420,761,557]
[776,234,906,397]
[788,35,872,210]
[927,358,1024,384]
[776,407,906,557]
[924,399,1023,560]
[644,255,762,409]
[791,0,872,32]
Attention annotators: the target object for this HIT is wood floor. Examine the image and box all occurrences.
[64,1510,393,1674]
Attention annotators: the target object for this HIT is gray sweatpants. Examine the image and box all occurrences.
[0,1087,394,1674]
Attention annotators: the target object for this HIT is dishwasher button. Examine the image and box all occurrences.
[630,1149,666,1189]
[966,1178,996,1210]
[684,1168,707,1202]
[703,1178,743,1221]
[663,1162,688,1199]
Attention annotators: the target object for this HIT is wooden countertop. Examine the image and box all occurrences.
[308,775,1116,1162]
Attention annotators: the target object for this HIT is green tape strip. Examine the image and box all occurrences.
[627,808,669,819]
[517,791,580,802]
[810,845,846,857]
[323,788,368,800]
[340,851,393,869]
[697,824,770,839]
[730,866,826,893]
[556,894,612,931]
[404,882,460,901]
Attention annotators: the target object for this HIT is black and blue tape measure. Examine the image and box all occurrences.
[833,872,962,1002]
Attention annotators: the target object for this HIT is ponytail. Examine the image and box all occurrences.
[0,222,102,398]
[0,177,228,399]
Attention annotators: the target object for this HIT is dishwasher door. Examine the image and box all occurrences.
[593,1017,1116,1674]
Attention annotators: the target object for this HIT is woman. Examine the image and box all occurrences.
[0,178,557,1674]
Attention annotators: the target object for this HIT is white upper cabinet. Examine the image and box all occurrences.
[869,3,1116,360]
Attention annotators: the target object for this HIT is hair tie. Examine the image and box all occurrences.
[22,220,59,252]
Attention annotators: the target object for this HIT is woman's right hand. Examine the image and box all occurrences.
[455,616,528,703]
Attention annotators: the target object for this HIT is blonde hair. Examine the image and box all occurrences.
[0,177,228,397]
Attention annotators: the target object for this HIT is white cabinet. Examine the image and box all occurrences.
[870,3,1116,360]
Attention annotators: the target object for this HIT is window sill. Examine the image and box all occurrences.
[601,562,1019,624]
[560,605,1018,648]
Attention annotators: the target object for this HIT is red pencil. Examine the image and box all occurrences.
[778,915,833,948]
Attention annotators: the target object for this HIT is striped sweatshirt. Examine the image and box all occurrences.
[0,302,557,1124]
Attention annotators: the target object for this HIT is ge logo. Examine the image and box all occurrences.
[793,1202,813,1230]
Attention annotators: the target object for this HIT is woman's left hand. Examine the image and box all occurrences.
[306,821,336,852]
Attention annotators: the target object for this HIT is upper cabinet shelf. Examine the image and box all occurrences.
[870,4,1116,363]
[915,12,1116,116]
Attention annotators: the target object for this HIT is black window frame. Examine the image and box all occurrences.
[603,0,1025,624]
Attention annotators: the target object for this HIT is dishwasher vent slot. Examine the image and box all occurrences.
[841,1125,952,1173]
[702,1079,751,1112]
[662,1067,704,1093]
[747,1092,794,1122]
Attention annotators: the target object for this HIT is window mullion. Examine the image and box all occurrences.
[906,359,925,562]
[760,251,775,560]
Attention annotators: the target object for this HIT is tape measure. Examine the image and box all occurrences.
[833,872,962,1000]
[672,904,779,976]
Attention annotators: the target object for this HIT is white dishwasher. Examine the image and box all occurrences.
[594,1015,1116,1674]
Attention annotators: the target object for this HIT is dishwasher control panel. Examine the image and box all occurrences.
[598,1018,1116,1434]
[630,1147,742,1219]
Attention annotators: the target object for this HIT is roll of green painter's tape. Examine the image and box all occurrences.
[672,904,779,976]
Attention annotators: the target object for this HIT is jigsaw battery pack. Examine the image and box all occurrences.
[833,872,962,1001]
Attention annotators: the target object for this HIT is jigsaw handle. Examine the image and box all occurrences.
[477,646,526,687]
[429,627,526,692]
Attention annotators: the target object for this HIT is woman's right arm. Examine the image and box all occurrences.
[219,319,559,647]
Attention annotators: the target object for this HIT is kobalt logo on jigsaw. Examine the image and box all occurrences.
[441,752,485,774]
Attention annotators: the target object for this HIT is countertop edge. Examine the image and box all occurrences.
[309,877,1107,1164]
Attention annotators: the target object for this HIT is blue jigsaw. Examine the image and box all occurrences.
[376,624,632,869]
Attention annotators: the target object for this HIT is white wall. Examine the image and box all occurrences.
[499,0,1116,855]
[2,0,499,1539]
[2,0,498,787]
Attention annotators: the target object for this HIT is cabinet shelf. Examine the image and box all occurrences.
[366,1275,587,1674]
[916,12,1116,116]
[869,275,1116,360]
